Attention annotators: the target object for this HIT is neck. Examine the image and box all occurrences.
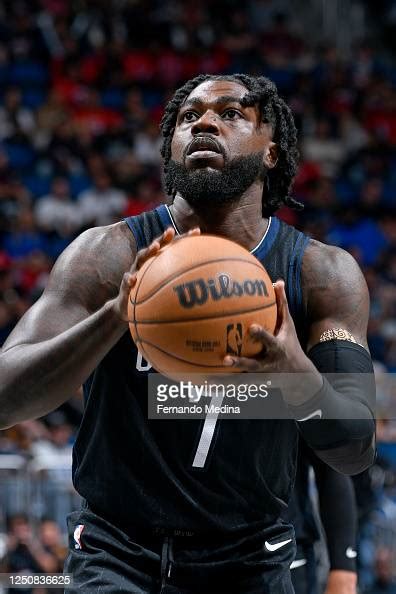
[168,187,269,251]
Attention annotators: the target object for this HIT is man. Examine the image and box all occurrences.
[289,444,358,594]
[0,74,375,593]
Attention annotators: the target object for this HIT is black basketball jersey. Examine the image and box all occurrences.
[73,204,310,537]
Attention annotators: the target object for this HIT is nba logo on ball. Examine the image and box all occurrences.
[226,323,243,356]
[73,524,84,550]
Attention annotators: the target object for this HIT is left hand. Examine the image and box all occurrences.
[223,280,315,375]
[324,570,357,594]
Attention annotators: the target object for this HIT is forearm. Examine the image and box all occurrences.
[0,300,127,428]
[314,459,358,570]
[284,342,376,474]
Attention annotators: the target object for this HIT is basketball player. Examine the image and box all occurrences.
[289,444,358,594]
[0,75,375,593]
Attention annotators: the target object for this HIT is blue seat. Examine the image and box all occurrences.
[9,62,48,87]
[69,174,91,196]
[101,89,125,109]
[22,88,47,108]
[21,174,52,198]
[4,142,35,170]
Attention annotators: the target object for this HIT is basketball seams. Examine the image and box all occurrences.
[132,257,269,306]
[131,253,159,345]
[135,300,276,324]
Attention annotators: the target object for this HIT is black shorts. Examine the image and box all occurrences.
[290,544,318,594]
[64,508,296,593]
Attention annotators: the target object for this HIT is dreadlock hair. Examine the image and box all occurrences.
[160,73,302,215]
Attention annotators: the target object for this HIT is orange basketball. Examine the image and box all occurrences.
[128,235,276,379]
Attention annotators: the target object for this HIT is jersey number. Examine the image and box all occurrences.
[192,389,224,469]
[135,353,221,469]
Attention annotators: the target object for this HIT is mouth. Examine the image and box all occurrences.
[186,137,223,156]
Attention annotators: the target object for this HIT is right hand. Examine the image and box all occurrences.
[113,226,200,321]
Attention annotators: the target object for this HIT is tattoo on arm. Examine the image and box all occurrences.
[319,328,361,345]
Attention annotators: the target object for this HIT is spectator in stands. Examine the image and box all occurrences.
[302,117,346,177]
[1,514,59,589]
[0,87,36,143]
[370,548,396,594]
[30,412,75,530]
[30,411,73,470]
[2,208,46,261]
[0,151,31,234]
[34,177,81,238]
[77,170,127,227]
[39,518,67,573]
[35,91,70,151]
[133,121,163,167]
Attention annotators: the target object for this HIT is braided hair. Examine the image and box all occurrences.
[160,73,302,215]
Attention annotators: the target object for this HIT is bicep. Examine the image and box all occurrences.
[303,242,370,351]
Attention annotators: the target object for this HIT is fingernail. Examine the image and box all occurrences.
[223,357,234,366]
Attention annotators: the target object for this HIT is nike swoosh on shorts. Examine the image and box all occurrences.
[264,538,292,552]
[296,409,323,421]
[290,558,307,570]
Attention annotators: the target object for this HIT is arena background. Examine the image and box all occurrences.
[0,0,395,592]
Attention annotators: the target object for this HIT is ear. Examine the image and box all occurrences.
[263,142,278,170]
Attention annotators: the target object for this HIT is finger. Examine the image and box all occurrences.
[273,280,290,332]
[122,272,137,294]
[273,280,290,316]
[158,227,176,247]
[223,355,261,372]
[187,227,200,236]
[248,323,277,349]
[136,240,161,268]
[127,272,137,290]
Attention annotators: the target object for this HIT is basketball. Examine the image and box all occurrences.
[128,235,277,378]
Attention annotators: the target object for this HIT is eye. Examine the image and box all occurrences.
[181,111,198,122]
[222,109,242,120]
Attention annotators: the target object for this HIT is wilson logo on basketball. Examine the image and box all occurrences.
[173,273,269,309]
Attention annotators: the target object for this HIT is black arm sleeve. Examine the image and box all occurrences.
[311,453,358,571]
[288,341,376,475]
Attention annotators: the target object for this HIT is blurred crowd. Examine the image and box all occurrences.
[0,0,396,592]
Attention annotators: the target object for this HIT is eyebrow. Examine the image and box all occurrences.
[181,95,247,109]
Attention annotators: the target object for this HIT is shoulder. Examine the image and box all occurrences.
[54,221,135,266]
[302,238,368,299]
[46,222,136,312]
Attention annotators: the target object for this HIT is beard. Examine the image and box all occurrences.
[165,152,266,207]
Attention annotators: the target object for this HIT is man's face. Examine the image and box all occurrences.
[167,79,277,206]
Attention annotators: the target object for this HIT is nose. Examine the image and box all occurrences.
[191,110,220,135]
